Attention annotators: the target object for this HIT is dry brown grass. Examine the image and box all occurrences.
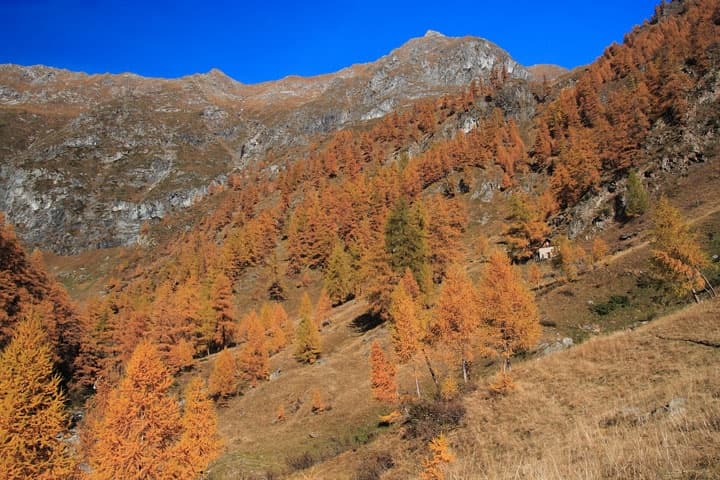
[445,299,720,480]
[205,299,394,479]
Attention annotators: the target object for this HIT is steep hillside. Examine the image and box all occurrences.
[0,31,526,254]
[286,297,720,480]
[2,1,719,479]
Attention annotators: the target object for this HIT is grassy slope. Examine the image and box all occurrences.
[283,300,720,480]
[448,298,720,480]
[203,160,719,479]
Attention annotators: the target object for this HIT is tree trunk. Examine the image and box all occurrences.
[461,357,468,384]
[421,348,440,394]
[699,271,716,297]
[413,362,421,398]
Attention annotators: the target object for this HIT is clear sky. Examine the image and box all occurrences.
[1,0,660,84]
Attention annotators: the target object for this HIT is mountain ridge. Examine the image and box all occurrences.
[0,32,529,254]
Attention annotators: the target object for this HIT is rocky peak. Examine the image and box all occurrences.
[0,33,530,254]
[424,29,446,38]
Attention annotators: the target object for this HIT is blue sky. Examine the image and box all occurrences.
[1,0,660,83]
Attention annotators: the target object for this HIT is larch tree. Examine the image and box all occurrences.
[314,288,332,331]
[237,310,269,386]
[420,434,454,480]
[432,264,483,383]
[273,302,293,349]
[505,191,553,261]
[527,262,543,288]
[208,348,239,403]
[0,315,75,480]
[169,377,223,479]
[260,302,286,355]
[294,292,322,364]
[388,283,423,397]
[591,237,609,264]
[323,239,355,305]
[555,236,582,282]
[651,196,711,302]
[369,341,398,404]
[625,170,649,218]
[478,251,541,376]
[85,341,181,480]
[211,271,236,351]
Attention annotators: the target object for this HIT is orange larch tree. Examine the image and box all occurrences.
[369,341,398,404]
[208,348,239,403]
[237,310,269,386]
[85,341,181,479]
[388,283,422,397]
[432,264,483,383]
[478,251,541,376]
[651,196,711,301]
[294,292,322,364]
[314,288,332,331]
[211,271,236,352]
[0,315,75,480]
[420,434,454,480]
[169,377,223,478]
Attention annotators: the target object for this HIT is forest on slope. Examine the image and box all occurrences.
[0,0,719,478]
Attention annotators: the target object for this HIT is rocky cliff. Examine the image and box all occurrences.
[0,32,528,254]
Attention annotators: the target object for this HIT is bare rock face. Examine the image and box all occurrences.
[0,33,529,254]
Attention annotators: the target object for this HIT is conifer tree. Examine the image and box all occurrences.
[527,262,542,288]
[369,341,398,404]
[270,302,293,351]
[208,348,239,402]
[237,310,269,386]
[170,377,223,478]
[555,236,582,282]
[479,251,541,374]
[314,288,332,330]
[323,240,355,305]
[432,264,482,383]
[625,170,649,217]
[260,302,286,354]
[86,341,181,479]
[211,271,236,351]
[591,237,609,263]
[266,253,287,302]
[0,316,75,480]
[385,198,430,290]
[651,196,710,301]
[399,267,422,301]
[294,293,321,364]
[420,434,454,480]
[388,283,422,397]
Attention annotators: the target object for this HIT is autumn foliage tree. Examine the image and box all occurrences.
[211,271,236,352]
[651,196,711,302]
[323,240,356,305]
[432,264,482,383]
[237,310,269,386]
[389,282,423,397]
[314,288,332,330]
[86,341,221,479]
[369,341,398,404]
[208,347,239,402]
[86,342,175,478]
[0,315,75,480]
[478,251,541,376]
[170,378,223,478]
[420,434,454,480]
[294,292,321,364]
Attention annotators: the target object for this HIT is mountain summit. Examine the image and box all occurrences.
[0,33,527,254]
